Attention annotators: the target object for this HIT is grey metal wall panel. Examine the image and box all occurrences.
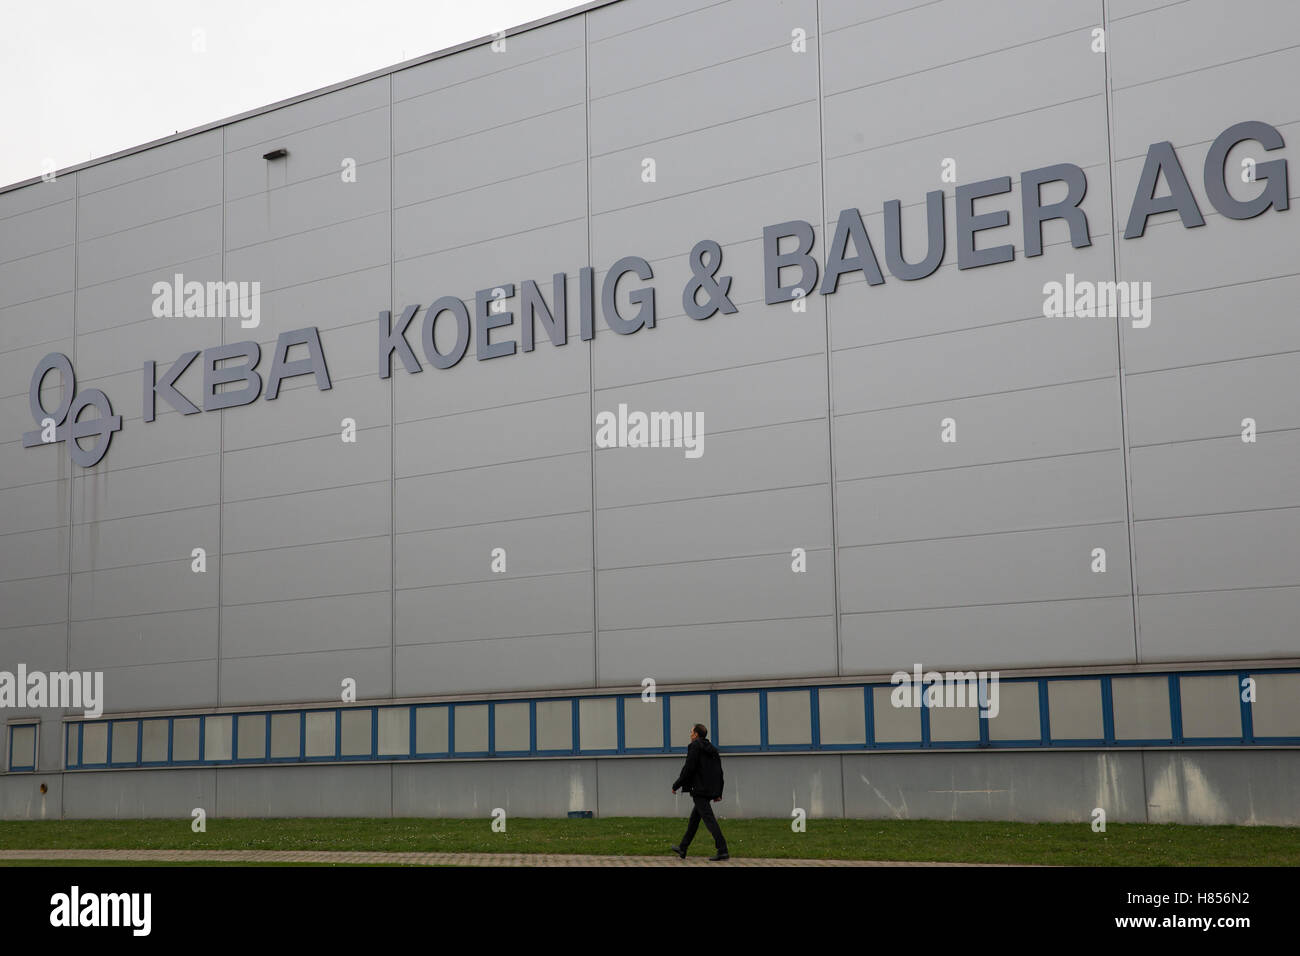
[0,478,68,536]
[0,438,68,491]
[76,207,222,289]
[246,265,387,338]
[824,97,1108,221]
[220,648,391,705]
[597,418,829,507]
[396,106,585,210]
[593,286,828,388]
[78,131,222,194]
[593,166,820,264]
[596,354,827,437]
[75,314,223,383]
[842,750,1147,823]
[838,450,1129,546]
[0,173,76,219]
[393,757,596,816]
[0,574,66,629]
[840,523,1131,613]
[393,220,588,319]
[224,77,388,152]
[71,558,217,620]
[395,452,591,531]
[590,0,811,96]
[827,239,1115,355]
[79,405,219,475]
[222,372,386,451]
[1122,273,1300,375]
[225,104,390,202]
[1130,433,1300,521]
[392,47,585,156]
[76,253,222,336]
[70,505,217,572]
[1109,0,1300,88]
[0,198,75,265]
[0,245,75,310]
[223,481,389,554]
[396,164,585,262]
[824,30,1101,156]
[842,596,1138,673]
[0,526,67,582]
[222,535,389,606]
[93,660,218,711]
[70,608,216,670]
[590,102,821,216]
[598,484,832,568]
[835,378,1123,480]
[395,393,589,477]
[77,157,222,242]
[395,632,593,695]
[1134,509,1300,593]
[1108,0,1184,18]
[599,616,837,684]
[598,549,834,629]
[1143,750,1300,826]
[1125,352,1300,446]
[71,454,219,524]
[0,292,75,353]
[1109,46,1299,160]
[222,591,390,659]
[225,211,388,295]
[217,763,391,817]
[394,316,588,419]
[590,44,815,157]
[222,429,390,500]
[61,768,216,820]
[1139,590,1299,662]
[225,159,390,251]
[834,320,1117,413]
[396,570,592,644]
[393,17,583,102]
[395,511,591,588]
[825,0,1096,92]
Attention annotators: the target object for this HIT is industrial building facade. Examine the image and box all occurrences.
[2,0,1299,824]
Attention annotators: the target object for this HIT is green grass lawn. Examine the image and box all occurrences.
[0,817,1295,865]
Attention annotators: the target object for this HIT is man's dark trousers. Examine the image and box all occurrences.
[681,794,727,853]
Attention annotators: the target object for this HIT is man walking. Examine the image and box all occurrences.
[670,723,729,861]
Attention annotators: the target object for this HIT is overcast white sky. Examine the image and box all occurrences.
[0,0,578,188]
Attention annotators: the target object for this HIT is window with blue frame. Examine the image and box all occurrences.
[49,668,1300,773]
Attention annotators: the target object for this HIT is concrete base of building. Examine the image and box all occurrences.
[3,750,1297,825]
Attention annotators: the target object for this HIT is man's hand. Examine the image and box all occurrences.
[672,787,678,794]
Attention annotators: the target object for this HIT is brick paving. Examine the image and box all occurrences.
[0,848,1011,866]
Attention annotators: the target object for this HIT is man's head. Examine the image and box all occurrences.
[690,723,708,742]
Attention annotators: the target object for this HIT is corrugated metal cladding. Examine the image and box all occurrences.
[2,0,1300,820]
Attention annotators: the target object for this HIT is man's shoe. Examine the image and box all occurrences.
[670,844,686,859]
[709,851,730,861]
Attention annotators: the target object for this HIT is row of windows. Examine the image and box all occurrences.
[5,668,1299,773]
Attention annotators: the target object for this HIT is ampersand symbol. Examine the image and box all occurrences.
[682,238,738,320]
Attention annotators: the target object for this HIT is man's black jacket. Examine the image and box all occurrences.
[673,737,724,799]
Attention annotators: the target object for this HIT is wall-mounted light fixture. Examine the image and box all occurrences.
[262,148,288,160]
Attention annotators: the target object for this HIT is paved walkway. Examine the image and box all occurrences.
[0,849,1008,867]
